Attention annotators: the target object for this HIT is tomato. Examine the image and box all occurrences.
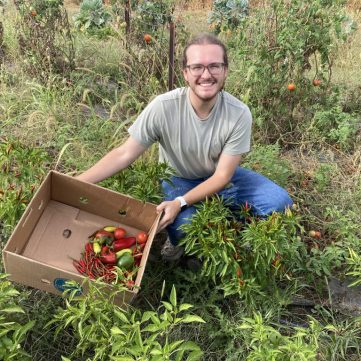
[309,230,321,239]
[30,10,37,17]
[287,83,296,91]
[137,231,148,244]
[312,79,321,86]
[114,227,126,239]
[144,34,152,43]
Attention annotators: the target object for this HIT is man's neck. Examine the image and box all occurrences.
[188,90,218,119]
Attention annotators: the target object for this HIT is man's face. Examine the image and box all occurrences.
[183,44,228,103]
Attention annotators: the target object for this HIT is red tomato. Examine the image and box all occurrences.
[137,231,148,244]
[114,227,126,239]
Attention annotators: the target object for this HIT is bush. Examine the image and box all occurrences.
[14,0,75,82]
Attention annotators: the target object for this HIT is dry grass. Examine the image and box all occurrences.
[332,10,361,88]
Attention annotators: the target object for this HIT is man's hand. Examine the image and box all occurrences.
[156,199,182,232]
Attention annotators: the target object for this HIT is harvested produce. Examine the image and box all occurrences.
[73,225,149,289]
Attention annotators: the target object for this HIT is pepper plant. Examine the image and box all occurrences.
[180,197,306,306]
[0,138,50,237]
[48,280,204,360]
[0,274,35,361]
[100,158,174,204]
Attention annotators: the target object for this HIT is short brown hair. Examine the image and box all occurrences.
[182,33,228,69]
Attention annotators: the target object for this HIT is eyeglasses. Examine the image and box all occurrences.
[186,62,226,76]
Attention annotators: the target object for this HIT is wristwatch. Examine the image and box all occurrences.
[175,196,188,211]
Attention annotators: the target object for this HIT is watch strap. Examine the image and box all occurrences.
[175,196,188,211]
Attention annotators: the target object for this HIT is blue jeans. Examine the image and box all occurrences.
[162,166,293,245]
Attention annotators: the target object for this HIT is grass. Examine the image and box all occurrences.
[1,1,361,360]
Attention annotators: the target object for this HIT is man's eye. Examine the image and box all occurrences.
[191,65,203,71]
[210,64,221,70]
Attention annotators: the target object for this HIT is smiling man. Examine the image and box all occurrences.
[76,33,293,262]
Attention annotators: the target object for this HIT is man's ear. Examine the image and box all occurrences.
[183,68,189,83]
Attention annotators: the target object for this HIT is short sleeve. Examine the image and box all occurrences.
[222,106,252,155]
[128,97,162,147]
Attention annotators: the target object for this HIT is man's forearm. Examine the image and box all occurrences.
[76,137,147,184]
[76,148,131,184]
[182,173,231,206]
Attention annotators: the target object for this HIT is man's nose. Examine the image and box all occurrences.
[201,66,212,77]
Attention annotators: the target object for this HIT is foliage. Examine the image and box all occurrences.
[0,138,50,236]
[73,0,112,35]
[48,280,204,360]
[243,143,292,187]
[224,0,349,142]
[180,197,306,306]
[310,103,360,151]
[135,0,175,33]
[346,248,361,287]
[208,0,249,33]
[238,312,322,360]
[14,0,75,82]
[100,158,174,203]
[0,274,34,360]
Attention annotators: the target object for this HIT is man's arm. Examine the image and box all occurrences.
[157,152,242,231]
[76,136,147,184]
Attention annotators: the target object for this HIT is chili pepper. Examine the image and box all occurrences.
[101,245,109,254]
[100,251,117,265]
[112,237,136,252]
[93,242,101,254]
[116,248,132,259]
[85,242,93,254]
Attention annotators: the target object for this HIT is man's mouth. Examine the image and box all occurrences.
[197,80,216,87]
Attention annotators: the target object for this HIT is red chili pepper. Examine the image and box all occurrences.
[101,245,109,254]
[112,237,136,252]
[100,252,117,265]
[85,242,93,254]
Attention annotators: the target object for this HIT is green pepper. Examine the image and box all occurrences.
[117,253,134,269]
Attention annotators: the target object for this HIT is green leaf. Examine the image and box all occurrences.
[180,315,206,324]
[162,301,173,312]
[111,326,125,336]
[114,309,130,324]
[143,324,161,333]
[179,303,193,312]
[141,311,157,323]
[1,306,25,314]
[170,285,177,308]
[186,350,204,361]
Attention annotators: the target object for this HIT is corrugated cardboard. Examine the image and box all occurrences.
[2,171,161,306]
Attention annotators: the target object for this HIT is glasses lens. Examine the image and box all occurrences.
[188,63,224,76]
[208,63,223,74]
[189,65,204,76]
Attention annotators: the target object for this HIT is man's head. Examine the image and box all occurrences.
[182,33,228,104]
[182,33,228,69]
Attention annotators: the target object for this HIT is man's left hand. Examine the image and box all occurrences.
[156,199,181,232]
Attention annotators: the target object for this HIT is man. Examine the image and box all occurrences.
[76,33,292,261]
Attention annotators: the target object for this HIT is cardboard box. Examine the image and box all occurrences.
[2,171,161,306]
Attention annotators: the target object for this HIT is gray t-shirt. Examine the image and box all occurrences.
[128,87,252,179]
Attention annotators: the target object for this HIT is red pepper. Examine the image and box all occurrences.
[112,237,136,252]
[85,242,93,254]
[100,251,117,265]
[101,245,109,254]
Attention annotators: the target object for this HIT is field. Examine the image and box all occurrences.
[1,0,361,360]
